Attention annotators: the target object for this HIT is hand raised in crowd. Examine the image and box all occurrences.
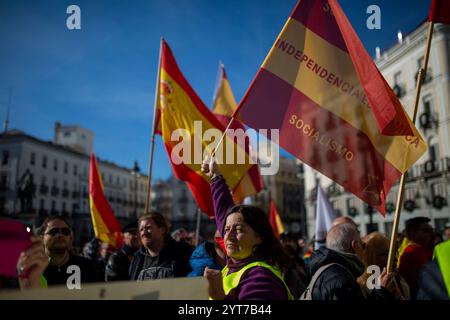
[201,155,220,178]
[204,267,225,300]
[379,267,395,289]
[16,236,48,289]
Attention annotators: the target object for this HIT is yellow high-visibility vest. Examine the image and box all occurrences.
[219,261,294,300]
[434,240,450,298]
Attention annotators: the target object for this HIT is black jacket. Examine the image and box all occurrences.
[105,245,137,282]
[44,254,102,286]
[416,260,449,300]
[307,247,392,300]
[129,237,193,281]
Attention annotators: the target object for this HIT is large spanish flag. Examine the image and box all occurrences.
[429,0,450,24]
[212,64,263,202]
[89,153,123,248]
[234,0,427,215]
[156,40,255,216]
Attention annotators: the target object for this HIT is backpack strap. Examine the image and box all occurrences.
[300,263,354,300]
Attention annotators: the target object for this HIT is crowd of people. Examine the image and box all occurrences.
[1,156,449,300]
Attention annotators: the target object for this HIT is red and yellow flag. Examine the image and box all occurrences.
[89,153,123,248]
[156,40,255,216]
[269,200,285,238]
[429,0,450,24]
[234,0,427,215]
[212,64,263,202]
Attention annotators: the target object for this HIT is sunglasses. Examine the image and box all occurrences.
[45,227,71,236]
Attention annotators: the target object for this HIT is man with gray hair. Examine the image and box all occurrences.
[302,222,393,300]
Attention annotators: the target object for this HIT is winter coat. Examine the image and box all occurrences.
[188,242,222,277]
[129,237,193,281]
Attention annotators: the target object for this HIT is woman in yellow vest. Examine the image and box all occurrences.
[202,156,293,300]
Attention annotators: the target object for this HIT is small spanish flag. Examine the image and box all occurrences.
[212,64,263,203]
[89,153,123,249]
[269,200,285,238]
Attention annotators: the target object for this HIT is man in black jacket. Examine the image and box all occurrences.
[105,221,140,281]
[306,222,393,300]
[39,216,102,286]
[129,213,193,281]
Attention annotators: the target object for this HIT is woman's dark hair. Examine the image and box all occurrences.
[138,212,169,237]
[225,205,290,270]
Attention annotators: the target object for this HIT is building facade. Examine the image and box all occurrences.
[0,124,148,247]
[251,156,307,237]
[304,22,450,238]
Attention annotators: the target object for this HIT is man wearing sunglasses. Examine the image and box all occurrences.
[39,216,102,286]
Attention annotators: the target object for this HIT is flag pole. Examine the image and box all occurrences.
[195,208,201,247]
[211,116,235,158]
[145,37,163,215]
[386,22,434,273]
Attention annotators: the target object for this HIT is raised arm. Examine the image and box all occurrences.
[201,156,235,237]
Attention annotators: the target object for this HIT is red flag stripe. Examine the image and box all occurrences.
[429,0,450,24]
[161,41,227,132]
[89,156,122,232]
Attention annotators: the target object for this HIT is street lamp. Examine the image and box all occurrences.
[131,160,140,219]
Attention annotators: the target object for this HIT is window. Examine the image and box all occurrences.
[366,223,379,233]
[64,161,68,174]
[417,56,424,69]
[0,174,8,188]
[30,152,36,165]
[384,222,393,236]
[73,165,78,177]
[423,98,432,114]
[51,201,56,211]
[63,180,68,188]
[393,71,402,84]
[62,202,66,212]
[42,156,47,169]
[429,144,439,161]
[41,176,46,185]
[2,150,9,165]
[52,178,58,187]
[53,159,58,171]
[39,199,45,210]
[64,131,71,137]
[109,175,113,184]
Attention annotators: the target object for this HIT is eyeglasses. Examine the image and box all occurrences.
[45,227,71,236]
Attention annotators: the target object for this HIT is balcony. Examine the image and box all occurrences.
[392,83,406,99]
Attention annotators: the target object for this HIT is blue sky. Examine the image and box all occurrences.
[0,0,430,180]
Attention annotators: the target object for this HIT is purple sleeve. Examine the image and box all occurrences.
[211,175,235,237]
[230,267,288,300]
